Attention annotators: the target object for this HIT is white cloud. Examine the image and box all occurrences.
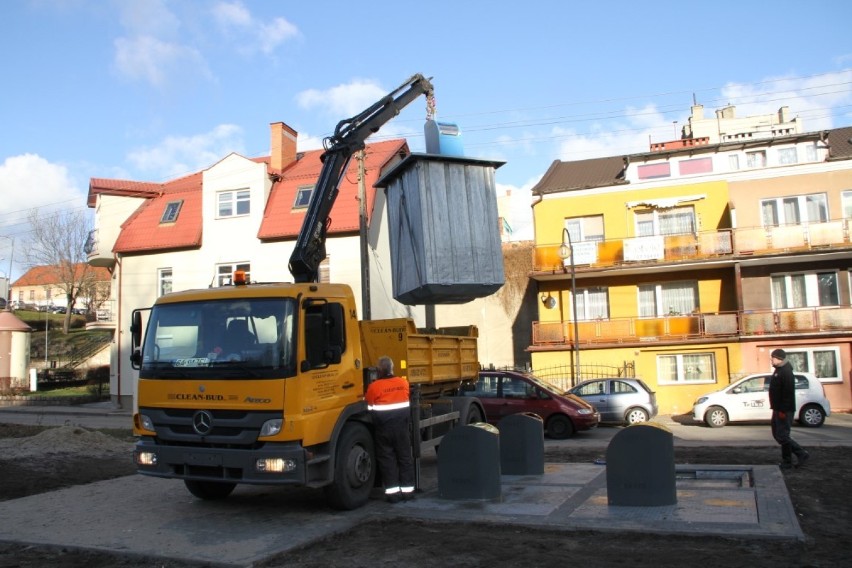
[114,36,210,87]
[297,79,389,118]
[0,154,87,244]
[212,1,300,55]
[126,124,245,179]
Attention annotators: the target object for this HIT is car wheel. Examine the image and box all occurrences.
[546,415,574,439]
[184,480,236,500]
[798,404,826,428]
[624,407,649,425]
[704,406,728,428]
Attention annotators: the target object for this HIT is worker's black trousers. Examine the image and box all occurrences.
[372,409,415,493]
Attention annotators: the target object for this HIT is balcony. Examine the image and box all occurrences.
[85,229,115,268]
[532,220,851,276]
[531,306,852,349]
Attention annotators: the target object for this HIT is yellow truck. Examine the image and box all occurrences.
[132,75,494,509]
[131,281,483,509]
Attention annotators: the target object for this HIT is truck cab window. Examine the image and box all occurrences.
[303,302,346,370]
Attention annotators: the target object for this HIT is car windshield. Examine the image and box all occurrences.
[139,297,297,380]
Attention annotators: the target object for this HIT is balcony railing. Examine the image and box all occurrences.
[533,220,851,274]
[531,306,852,348]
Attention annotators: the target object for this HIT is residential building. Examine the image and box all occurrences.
[11,264,110,313]
[87,122,525,408]
[529,106,852,416]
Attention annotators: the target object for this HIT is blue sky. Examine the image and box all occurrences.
[2,0,852,280]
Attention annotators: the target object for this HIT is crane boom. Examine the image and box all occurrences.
[288,73,434,283]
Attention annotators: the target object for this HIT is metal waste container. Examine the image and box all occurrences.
[498,412,544,475]
[437,422,501,500]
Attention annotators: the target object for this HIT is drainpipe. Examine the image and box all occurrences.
[115,255,122,408]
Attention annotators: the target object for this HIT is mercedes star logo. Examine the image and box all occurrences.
[192,410,213,435]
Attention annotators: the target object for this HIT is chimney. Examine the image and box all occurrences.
[270,122,298,171]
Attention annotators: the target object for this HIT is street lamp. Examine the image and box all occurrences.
[557,228,580,386]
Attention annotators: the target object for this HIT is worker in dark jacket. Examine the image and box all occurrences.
[365,356,415,502]
[769,349,809,469]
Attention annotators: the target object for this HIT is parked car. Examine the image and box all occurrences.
[466,370,600,439]
[692,372,831,428]
[568,378,658,425]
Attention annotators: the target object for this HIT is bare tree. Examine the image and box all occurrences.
[25,208,93,334]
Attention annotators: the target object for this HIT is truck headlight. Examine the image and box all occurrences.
[138,413,155,432]
[260,419,283,437]
[256,458,296,473]
[135,450,158,466]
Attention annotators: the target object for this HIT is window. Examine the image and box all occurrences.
[573,287,609,320]
[565,215,604,243]
[46,288,52,301]
[728,154,740,171]
[639,281,698,317]
[161,200,183,223]
[294,185,314,209]
[805,143,819,162]
[678,157,713,176]
[771,272,839,308]
[786,347,841,382]
[303,301,346,369]
[842,190,852,218]
[746,151,766,168]
[217,263,251,286]
[637,162,671,180]
[635,206,695,236]
[761,193,828,226]
[158,268,173,297]
[218,189,250,218]
[658,353,716,383]
[777,148,798,165]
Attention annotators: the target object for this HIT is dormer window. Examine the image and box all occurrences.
[161,200,183,223]
[294,185,314,209]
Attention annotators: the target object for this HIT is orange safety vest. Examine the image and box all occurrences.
[366,376,410,411]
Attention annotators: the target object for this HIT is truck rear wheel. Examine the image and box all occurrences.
[184,480,236,500]
[324,422,376,510]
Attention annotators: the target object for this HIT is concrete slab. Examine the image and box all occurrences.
[0,461,802,567]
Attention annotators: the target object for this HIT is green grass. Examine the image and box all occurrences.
[26,385,101,397]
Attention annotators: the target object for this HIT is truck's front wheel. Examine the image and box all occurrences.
[324,422,376,510]
[184,480,236,500]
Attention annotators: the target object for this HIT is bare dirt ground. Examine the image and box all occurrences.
[0,423,849,568]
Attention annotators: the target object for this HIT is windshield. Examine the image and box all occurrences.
[139,297,297,379]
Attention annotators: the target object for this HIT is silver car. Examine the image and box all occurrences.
[568,378,658,425]
[692,372,831,428]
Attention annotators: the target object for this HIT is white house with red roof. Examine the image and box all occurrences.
[86,122,525,408]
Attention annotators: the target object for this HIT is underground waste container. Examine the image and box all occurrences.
[437,422,501,500]
[498,412,544,475]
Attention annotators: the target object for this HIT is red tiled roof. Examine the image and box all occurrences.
[259,139,408,240]
[12,264,111,287]
[113,173,203,254]
[87,178,162,207]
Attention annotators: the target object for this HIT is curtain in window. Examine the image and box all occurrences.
[787,352,808,373]
[658,355,677,382]
[782,198,800,225]
[762,200,779,227]
[789,275,806,308]
[635,211,654,237]
[638,286,656,317]
[683,354,714,381]
[660,282,697,315]
[805,194,828,223]
[813,350,838,379]
[576,288,608,320]
[659,208,695,235]
[771,276,788,309]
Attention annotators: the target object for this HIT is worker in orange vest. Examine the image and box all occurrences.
[365,356,415,502]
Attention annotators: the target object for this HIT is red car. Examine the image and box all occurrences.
[468,370,600,438]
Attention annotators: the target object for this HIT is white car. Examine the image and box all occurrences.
[692,372,831,428]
